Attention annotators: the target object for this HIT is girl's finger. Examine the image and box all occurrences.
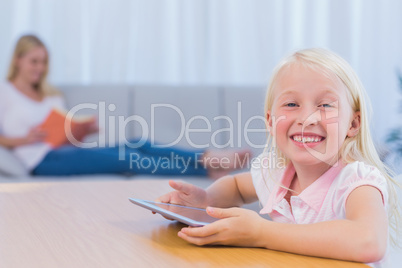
[206,207,241,219]
[155,193,172,203]
[168,180,194,195]
[180,222,222,237]
[178,230,220,246]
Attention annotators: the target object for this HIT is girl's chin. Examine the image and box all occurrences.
[288,152,338,167]
[289,156,323,165]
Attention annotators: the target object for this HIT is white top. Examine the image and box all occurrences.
[250,152,389,267]
[0,81,65,170]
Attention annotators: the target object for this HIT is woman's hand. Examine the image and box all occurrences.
[0,127,46,148]
[22,127,47,145]
[178,207,266,248]
[77,117,99,139]
[85,117,99,135]
[69,117,98,143]
[156,180,208,209]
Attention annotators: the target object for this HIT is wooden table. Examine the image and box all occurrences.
[0,179,368,267]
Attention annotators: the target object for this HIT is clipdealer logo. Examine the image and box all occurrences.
[64,102,267,158]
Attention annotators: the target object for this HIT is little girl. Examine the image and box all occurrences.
[157,48,401,267]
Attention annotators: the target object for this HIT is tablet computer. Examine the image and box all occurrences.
[129,198,218,227]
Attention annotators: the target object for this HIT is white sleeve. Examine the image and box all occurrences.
[51,95,68,110]
[250,152,283,206]
[0,83,10,134]
[333,162,389,218]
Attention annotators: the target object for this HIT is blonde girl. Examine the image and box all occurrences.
[157,48,400,267]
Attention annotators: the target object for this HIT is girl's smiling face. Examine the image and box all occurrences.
[267,63,360,166]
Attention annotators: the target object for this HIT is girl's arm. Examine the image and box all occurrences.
[206,172,258,207]
[259,186,387,262]
[179,185,387,263]
[156,172,258,209]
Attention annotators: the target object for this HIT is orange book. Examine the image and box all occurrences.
[39,109,96,148]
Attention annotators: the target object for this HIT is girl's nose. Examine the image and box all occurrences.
[296,108,321,127]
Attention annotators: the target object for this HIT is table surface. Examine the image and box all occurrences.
[0,179,368,268]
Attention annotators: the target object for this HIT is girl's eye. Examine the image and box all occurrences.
[320,104,332,108]
[285,103,298,107]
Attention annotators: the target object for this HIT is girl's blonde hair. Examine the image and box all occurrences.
[264,48,401,246]
[7,34,60,96]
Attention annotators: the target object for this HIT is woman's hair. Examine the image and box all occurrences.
[7,34,60,96]
[263,48,401,246]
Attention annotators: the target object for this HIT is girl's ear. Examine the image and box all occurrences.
[266,111,273,133]
[347,111,361,137]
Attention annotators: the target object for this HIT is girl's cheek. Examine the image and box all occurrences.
[321,118,339,130]
[273,118,292,137]
[321,109,341,126]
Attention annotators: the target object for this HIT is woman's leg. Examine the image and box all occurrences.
[126,139,204,163]
[32,146,131,176]
[125,139,251,178]
[126,142,207,176]
[32,145,207,176]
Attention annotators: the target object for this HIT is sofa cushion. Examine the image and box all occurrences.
[58,85,132,145]
[223,86,267,156]
[0,146,29,177]
[132,86,223,150]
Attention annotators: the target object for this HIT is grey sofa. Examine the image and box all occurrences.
[0,85,267,182]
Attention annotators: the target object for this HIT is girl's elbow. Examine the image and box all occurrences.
[354,236,386,263]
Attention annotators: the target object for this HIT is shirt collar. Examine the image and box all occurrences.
[261,161,345,214]
[298,161,345,212]
[260,164,295,214]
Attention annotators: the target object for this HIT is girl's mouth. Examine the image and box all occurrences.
[290,135,326,147]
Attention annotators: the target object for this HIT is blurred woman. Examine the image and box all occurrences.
[0,34,248,177]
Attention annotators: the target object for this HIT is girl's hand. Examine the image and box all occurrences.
[156,180,208,208]
[178,207,265,247]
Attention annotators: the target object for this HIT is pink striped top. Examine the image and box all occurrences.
[250,153,389,267]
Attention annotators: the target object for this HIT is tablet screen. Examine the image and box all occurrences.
[151,201,216,223]
[129,198,218,226]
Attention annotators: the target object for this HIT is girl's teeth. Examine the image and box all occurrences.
[292,135,322,143]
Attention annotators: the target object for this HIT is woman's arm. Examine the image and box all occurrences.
[0,135,27,148]
[0,128,46,149]
[179,185,387,263]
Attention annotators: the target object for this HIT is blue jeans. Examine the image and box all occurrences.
[32,140,207,176]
